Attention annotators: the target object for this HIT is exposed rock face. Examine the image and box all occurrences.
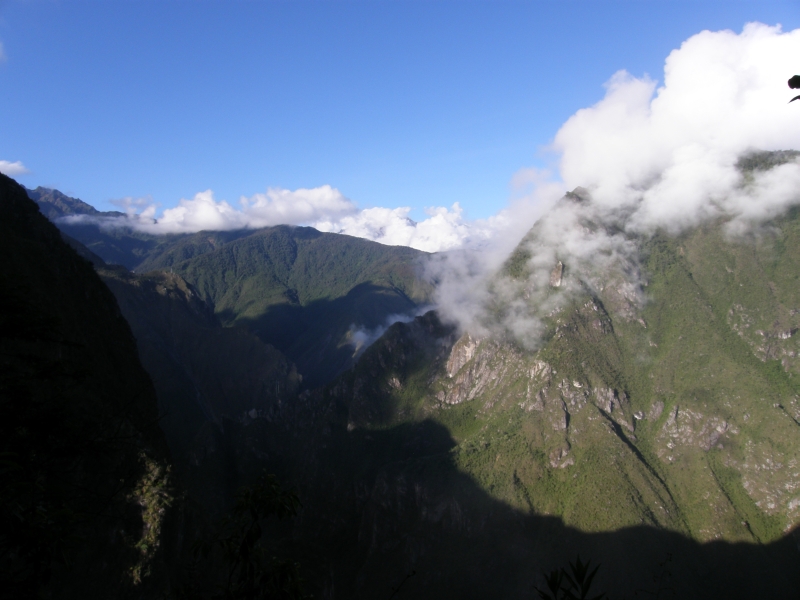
[735,440,800,523]
[439,337,523,406]
[656,406,737,461]
[727,301,800,371]
[648,400,665,421]
[550,261,564,287]
[445,332,480,378]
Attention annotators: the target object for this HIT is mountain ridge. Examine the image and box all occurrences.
[30,188,433,388]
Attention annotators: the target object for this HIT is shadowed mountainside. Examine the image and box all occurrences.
[0,174,177,599]
[96,264,300,515]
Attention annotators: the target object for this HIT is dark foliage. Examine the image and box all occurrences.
[175,473,307,600]
[535,556,606,600]
[788,74,800,102]
[0,173,173,599]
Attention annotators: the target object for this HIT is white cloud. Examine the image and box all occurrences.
[243,185,358,227]
[554,22,800,233]
[89,185,497,253]
[313,203,496,253]
[0,160,30,176]
[93,186,357,235]
[61,22,800,309]
[431,22,800,346]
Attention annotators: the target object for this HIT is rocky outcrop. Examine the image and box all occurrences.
[550,261,564,287]
[656,405,737,462]
[438,335,523,407]
[445,332,480,378]
[733,440,800,524]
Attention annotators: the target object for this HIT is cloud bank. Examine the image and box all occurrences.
[78,185,497,253]
[431,22,800,345]
[0,160,30,176]
[554,22,800,233]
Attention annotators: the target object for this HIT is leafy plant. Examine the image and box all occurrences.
[535,555,607,600]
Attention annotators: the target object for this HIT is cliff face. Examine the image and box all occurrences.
[0,174,176,598]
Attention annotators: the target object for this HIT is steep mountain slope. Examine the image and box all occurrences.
[145,226,431,387]
[26,186,111,219]
[227,313,798,599]
[97,265,300,513]
[27,186,174,270]
[0,174,176,598]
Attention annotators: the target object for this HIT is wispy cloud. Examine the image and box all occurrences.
[0,160,30,176]
[346,307,433,358]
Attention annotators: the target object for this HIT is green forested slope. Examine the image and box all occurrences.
[29,187,434,388]
[142,226,432,387]
[341,211,800,542]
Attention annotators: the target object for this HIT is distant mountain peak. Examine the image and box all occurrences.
[26,186,124,220]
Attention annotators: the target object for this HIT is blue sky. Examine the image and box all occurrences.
[1,0,799,235]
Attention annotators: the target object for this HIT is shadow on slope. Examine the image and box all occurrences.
[234,399,800,600]
[227,282,419,389]
[1,174,177,598]
[228,308,800,599]
[96,265,301,515]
